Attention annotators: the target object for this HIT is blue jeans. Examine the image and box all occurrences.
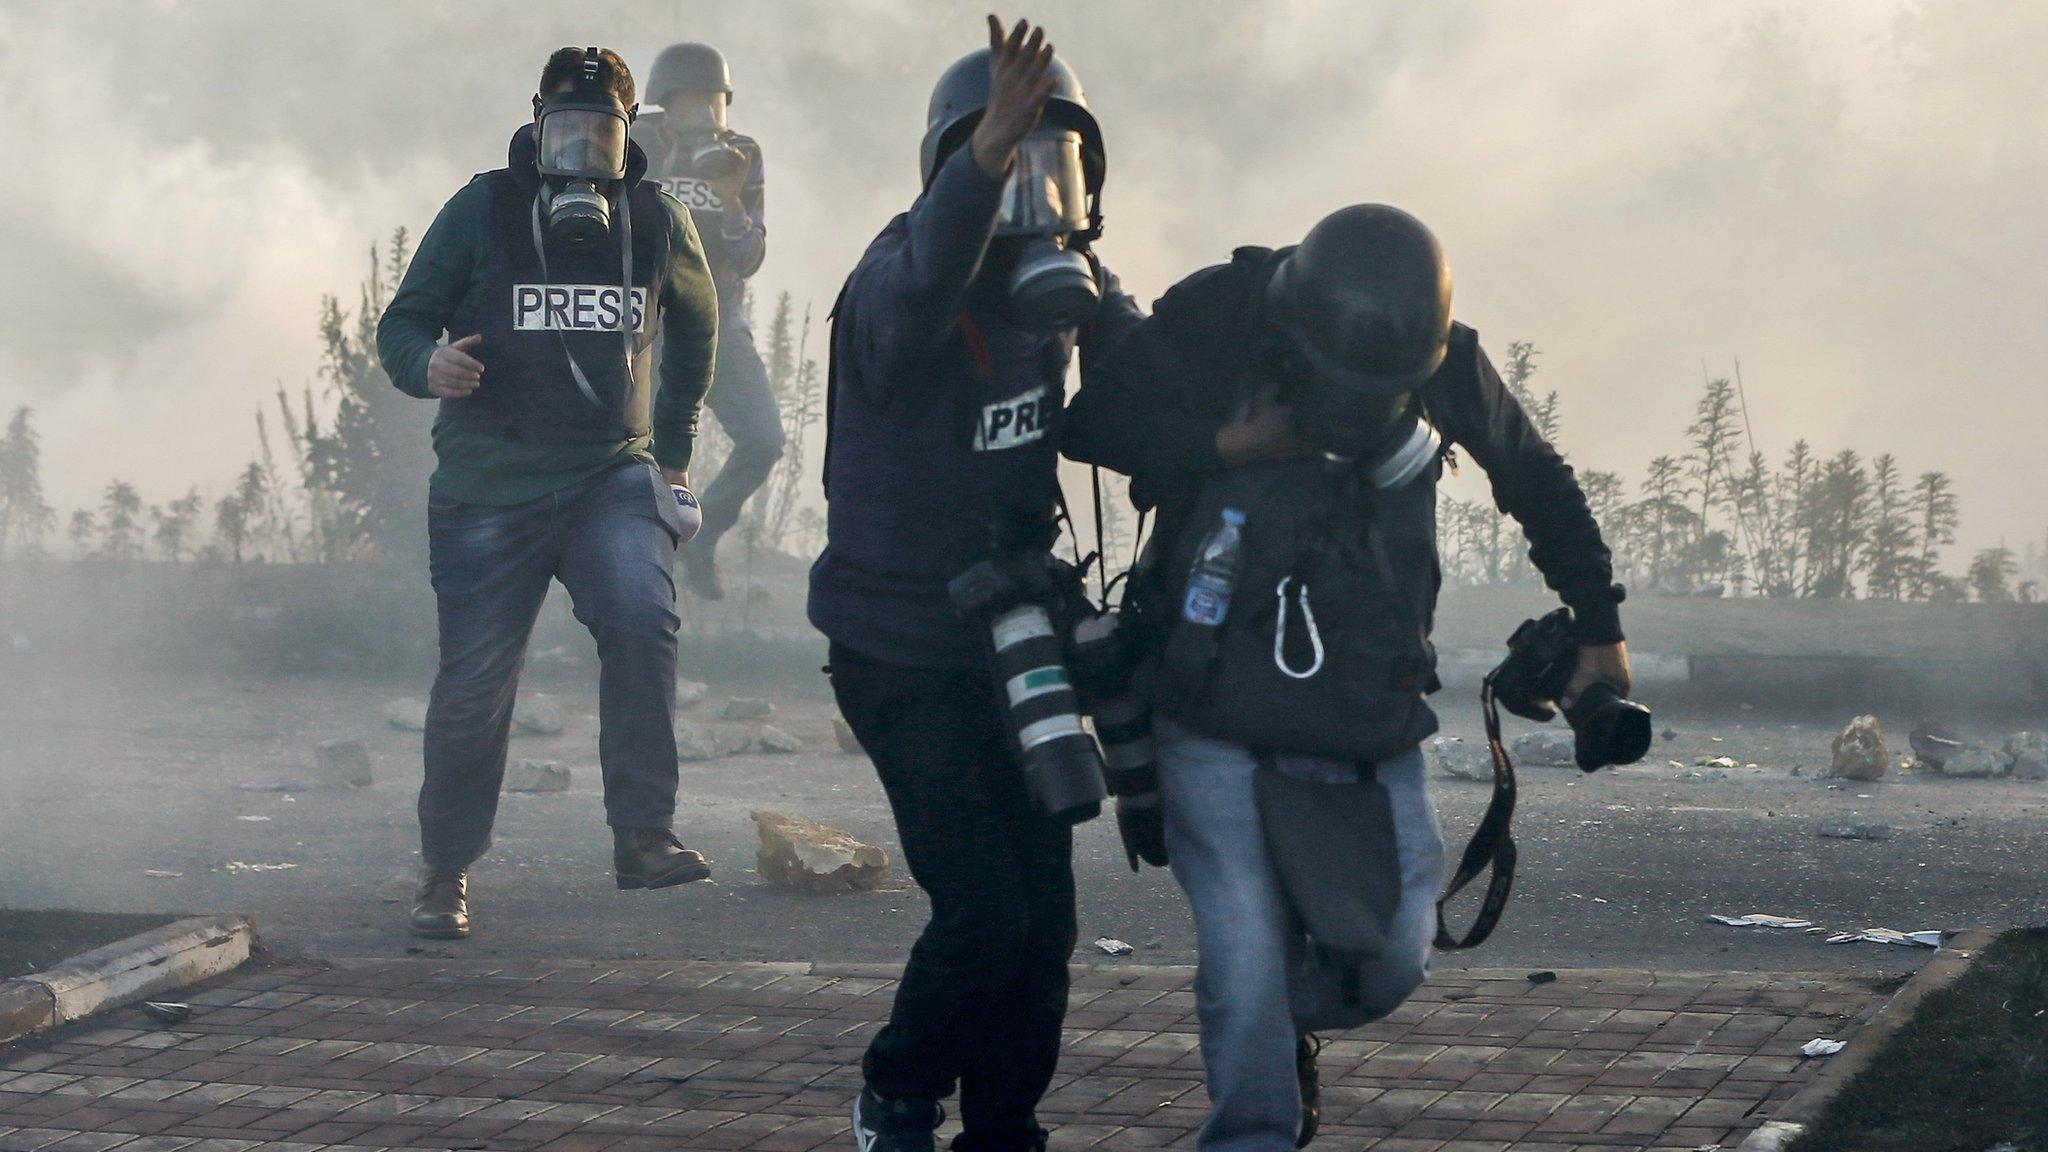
[419,458,689,870]
[1157,720,1446,1152]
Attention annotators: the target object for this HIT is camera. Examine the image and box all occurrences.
[948,552,1109,824]
[688,135,748,181]
[1067,607,1159,802]
[1488,607,1653,771]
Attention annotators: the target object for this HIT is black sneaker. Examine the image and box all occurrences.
[1295,1032,1323,1148]
[852,1085,942,1152]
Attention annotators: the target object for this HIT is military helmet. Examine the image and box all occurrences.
[648,42,733,104]
[919,47,1104,205]
[1266,204,1453,396]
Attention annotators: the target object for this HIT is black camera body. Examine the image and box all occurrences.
[1489,608,1653,772]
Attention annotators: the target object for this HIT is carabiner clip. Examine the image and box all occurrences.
[1274,577,1325,680]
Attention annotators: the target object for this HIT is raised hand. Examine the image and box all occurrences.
[969,15,1058,179]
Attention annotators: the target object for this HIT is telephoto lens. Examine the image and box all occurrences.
[1563,682,1653,771]
[948,556,1109,824]
[1067,611,1157,796]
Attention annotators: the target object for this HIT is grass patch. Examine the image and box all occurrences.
[1791,927,2048,1152]
[0,909,180,980]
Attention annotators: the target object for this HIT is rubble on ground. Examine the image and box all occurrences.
[833,716,863,754]
[676,720,753,761]
[1428,735,1492,781]
[2005,731,2048,781]
[1509,730,1576,768]
[1908,719,1965,770]
[675,680,708,709]
[505,760,571,793]
[382,698,428,731]
[757,724,804,753]
[750,810,888,893]
[314,739,373,788]
[513,693,565,735]
[1940,745,2005,778]
[1828,715,1888,781]
[1816,821,1892,841]
[721,697,775,721]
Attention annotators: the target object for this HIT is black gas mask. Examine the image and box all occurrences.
[533,47,637,246]
[1262,204,1455,487]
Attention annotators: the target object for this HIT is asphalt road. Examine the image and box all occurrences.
[2,656,2042,978]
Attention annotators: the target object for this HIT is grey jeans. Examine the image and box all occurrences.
[1157,720,1446,1152]
[693,302,786,550]
[419,458,689,870]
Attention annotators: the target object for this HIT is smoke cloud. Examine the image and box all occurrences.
[1,0,2043,556]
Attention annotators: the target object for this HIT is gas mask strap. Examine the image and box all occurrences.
[529,191,637,416]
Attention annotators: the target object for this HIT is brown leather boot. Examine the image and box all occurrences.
[410,869,469,940]
[613,828,712,890]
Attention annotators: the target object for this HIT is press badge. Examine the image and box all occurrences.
[973,386,1051,452]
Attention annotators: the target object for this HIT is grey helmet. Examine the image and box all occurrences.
[919,47,1104,234]
[647,42,733,105]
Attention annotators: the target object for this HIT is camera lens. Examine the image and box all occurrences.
[1567,683,1653,771]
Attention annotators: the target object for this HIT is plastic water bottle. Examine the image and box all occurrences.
[1181,509,1246,626]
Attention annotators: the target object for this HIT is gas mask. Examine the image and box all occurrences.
[533,48,636,246]
[995,129,1098,330]
[1264,333,1443,489]
[661,93,745,180]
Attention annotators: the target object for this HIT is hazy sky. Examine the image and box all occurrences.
[1,0,2043,562]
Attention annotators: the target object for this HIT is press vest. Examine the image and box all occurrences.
[441,171,675,443]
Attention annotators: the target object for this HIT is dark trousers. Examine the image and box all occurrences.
[419,458,687,870]
[829,643,1077,1150]
[694,303,786,550]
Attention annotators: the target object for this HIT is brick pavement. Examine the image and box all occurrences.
[0,959,1885,1151]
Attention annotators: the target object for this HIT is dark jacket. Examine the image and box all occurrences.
[808,148,1145,667]
[632,111,766,299]
[1065,246,1625,647]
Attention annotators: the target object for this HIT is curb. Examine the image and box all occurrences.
[1736,929,1999,1152]
[0,914,255,1046]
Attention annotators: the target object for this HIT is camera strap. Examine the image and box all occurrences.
[1433,674,1519,950]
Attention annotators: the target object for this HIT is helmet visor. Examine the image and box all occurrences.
[537,106,629,180]
[996,130,1088,236]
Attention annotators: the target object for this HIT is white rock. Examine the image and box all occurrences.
[750,810,889,893]
[721,697,775,721]
[1510,730,1577,768]
[1429,736,1492,781]
[314,739,373,788]
[1940,745,2004,779]
[1828,715,1888,781]
[382,698,428,732]
[675,680,709,709]
[2005,731,2048,781]
[677,721,753,761]
[513,693,566,735]
[757,724,804,754]
[505,760,571,793]
[833,716,864,754]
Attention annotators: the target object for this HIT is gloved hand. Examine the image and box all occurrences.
[1117,797,1168,871]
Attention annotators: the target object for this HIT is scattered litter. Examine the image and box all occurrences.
[139,1002,191,1025]
[235,815,272,822]
[1800,1038,1846,1057]
[1711,914,1814,929]
[1825,928,1941,948]
[233,781,311,793]
[1908,719,1964,771]
[142,869,183,879]
[1696,755,1740,769]
[1527,970,1558,984]
[1093,937,1136,956]
[225,861,299,873]
[1816,821,1893,841]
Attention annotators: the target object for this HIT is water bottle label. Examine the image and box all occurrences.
[1184,583,1228,626]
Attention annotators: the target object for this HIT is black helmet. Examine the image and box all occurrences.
[1266,205,1453,396]
[920,48,1104,211]
[648,42,733,105]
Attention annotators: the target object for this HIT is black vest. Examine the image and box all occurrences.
[441,171,674,443]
